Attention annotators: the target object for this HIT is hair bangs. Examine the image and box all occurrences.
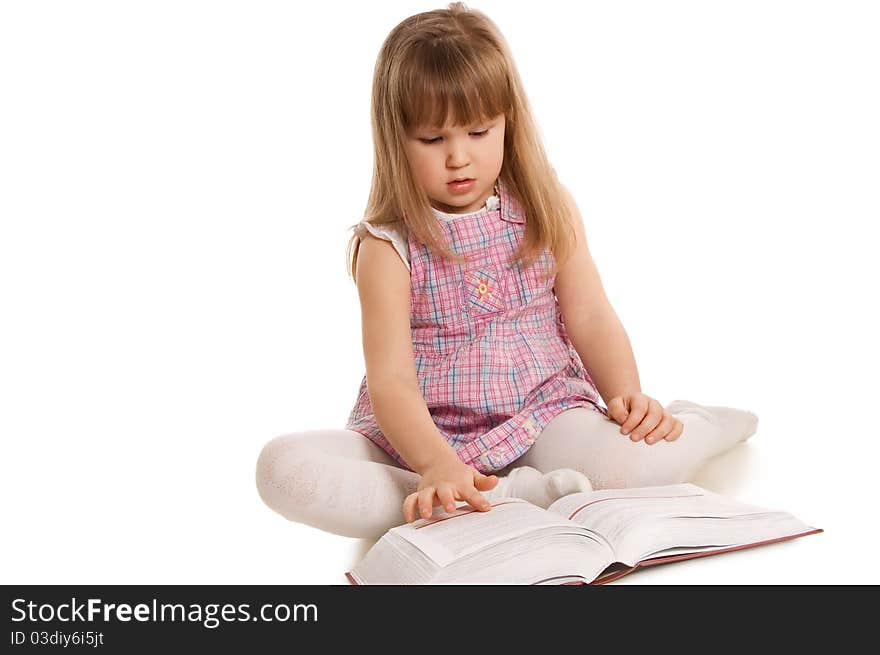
[400,40,508,131]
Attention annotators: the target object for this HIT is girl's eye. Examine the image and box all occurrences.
[419,129,489,145]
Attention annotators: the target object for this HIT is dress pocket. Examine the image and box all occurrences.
[460,264,507,317]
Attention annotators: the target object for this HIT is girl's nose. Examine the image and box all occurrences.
[446,144,469,168]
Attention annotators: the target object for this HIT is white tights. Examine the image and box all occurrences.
[254,400,757,541]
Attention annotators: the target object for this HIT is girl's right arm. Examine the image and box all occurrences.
[355,233,496,520]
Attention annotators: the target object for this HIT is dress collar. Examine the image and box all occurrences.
[427,178,526,224]
[497,178,525,224]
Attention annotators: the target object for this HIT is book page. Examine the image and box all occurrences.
[547,483,819,566]
[548,483,729,523]
[347,534,432,585]
[389,497,610,568]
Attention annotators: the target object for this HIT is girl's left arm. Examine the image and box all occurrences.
[554,185,683,444]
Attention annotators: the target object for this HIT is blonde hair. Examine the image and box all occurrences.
[345,1,575,282]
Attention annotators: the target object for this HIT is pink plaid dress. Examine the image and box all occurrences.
[345,178,607,474]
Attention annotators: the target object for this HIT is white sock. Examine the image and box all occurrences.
[482,465,593,508]
[666,399,759,448]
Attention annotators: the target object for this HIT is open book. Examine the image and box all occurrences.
[345,483,822,585]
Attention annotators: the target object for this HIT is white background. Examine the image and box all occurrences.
[1,0,877,584]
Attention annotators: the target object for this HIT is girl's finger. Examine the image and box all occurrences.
[632,401,664,442]
[403,492,418,522]
[437,486,456,513]
[474,473,498,490]
[462,486,492,512]
[644,412,675,444]
[620,396,649,435]
[418,488,436,519]
[606,396,629,425]
[664,419,685,442]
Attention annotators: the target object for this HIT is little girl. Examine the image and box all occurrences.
[255,2,758,541]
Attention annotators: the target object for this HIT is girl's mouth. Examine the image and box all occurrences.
[448,179,475,193]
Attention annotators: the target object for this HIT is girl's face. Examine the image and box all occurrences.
[405,113,505,214]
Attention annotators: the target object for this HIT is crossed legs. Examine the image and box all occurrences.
[255,400,757,539]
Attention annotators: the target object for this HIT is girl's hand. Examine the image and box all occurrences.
[607,392,684,445]
[402,456,498,522]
